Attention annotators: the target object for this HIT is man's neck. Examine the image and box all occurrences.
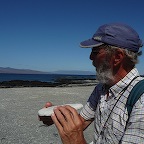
[112,68,132,85]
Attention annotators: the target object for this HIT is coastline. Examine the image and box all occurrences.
[0,79,98,88]
[0,86,96,144]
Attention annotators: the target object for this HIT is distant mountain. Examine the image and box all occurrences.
[0,67,50,74]
[0,67,95,75]
[53,70,95,75]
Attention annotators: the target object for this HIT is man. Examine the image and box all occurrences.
[40,23,144,144]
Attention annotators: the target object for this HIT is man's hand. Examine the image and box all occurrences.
[51,105,86,144]
[38,102,54,126]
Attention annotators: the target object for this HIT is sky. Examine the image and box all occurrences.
[0,0,144,74]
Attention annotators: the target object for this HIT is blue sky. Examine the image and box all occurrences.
[0,0,144,74]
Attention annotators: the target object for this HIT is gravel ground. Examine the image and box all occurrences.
[0,86,95,144]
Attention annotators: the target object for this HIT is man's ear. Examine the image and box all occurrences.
[113,49,125,66]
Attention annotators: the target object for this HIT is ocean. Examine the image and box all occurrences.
[0,73,96,83]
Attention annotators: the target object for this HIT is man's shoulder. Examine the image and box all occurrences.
[133,78,144,105]
[94,83,104,92]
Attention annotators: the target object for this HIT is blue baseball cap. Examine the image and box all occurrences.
[80,23,143,52]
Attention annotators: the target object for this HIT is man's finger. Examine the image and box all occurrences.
[56,106,79,128]
[64,105,82,125]
[51,113,63,132]
[44,102,53,108]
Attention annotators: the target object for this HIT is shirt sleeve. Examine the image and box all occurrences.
[120,93,144,143]
[80,84,102,120]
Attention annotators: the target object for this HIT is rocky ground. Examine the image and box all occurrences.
[0,86,96,144]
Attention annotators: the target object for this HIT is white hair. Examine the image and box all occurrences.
[105,45,142,68]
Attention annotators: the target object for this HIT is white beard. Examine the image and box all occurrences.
[96,61,114,85]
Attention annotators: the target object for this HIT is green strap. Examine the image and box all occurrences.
[126,79,144,116]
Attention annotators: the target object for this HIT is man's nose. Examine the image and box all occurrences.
[89,52,94,60]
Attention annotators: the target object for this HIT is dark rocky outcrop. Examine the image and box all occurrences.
[0,78,98,88]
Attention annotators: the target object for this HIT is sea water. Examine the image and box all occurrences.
[0,73,96,82]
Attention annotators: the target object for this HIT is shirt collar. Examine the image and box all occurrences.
[109,68,140,97]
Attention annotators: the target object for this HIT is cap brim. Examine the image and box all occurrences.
[80,38,104,48]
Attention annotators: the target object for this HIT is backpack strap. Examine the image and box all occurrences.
[125,79,144,116]
[119,79,144,143]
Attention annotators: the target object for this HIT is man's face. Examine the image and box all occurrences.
[90,46,106,68]
[90,45,114,84]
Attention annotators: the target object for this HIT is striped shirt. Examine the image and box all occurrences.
[80,68,144,144]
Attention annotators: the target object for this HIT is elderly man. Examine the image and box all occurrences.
[40,23,144,144]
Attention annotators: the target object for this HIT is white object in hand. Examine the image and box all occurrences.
[38,103,83,116]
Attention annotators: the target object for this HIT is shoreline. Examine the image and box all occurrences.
[0,79,98,88]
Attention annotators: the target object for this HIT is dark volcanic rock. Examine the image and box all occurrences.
[0,80,59,88]
[0,78,98,88]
